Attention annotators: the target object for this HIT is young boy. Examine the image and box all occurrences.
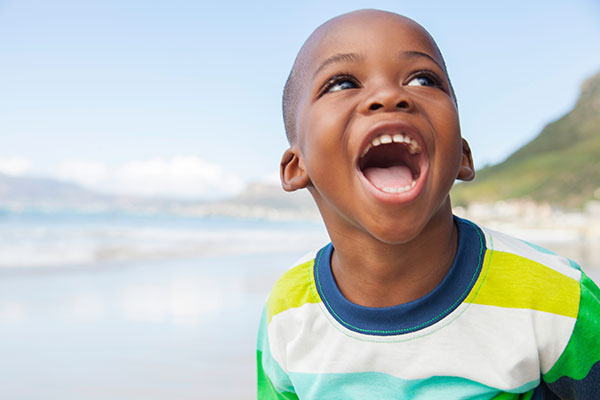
[257,9,600,399]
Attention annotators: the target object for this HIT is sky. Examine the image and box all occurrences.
[1,0,599,199]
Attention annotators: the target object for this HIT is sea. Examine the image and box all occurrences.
[0,208,598,399]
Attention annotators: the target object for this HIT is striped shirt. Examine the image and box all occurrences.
[257,217,600,399]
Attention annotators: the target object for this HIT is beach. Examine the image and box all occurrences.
[0,254,294,399]
[0,209,598,399]
[0,210,328,399]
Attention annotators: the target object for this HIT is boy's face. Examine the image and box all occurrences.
[281,10,474,244]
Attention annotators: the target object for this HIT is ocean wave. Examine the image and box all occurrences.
[0,213,329,269]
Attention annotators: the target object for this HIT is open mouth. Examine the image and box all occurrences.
[358,133,424,194]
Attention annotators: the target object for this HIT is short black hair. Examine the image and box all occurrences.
[282,56,304,143]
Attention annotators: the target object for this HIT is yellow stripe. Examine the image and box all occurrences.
[465,250,580,318]
[266,260,321,323]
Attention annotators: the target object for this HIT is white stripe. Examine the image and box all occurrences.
[268,302,575,389]
[290,248,321,267]
[481,226,582,282]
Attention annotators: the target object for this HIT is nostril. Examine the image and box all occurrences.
[396,100,409,109]
[369,103,383,111]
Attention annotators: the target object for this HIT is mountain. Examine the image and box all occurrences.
[451,70,600,208]
[0,173,186,212]
[0,173,106,206]
[0,173,318,220]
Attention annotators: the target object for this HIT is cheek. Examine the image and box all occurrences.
[428,95,459,125]
[428,99,461,143]
[300,111,355,196]
[302,107,346,159]
[427,99,463,177]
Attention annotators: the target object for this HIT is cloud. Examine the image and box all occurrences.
[57,156,243,199]
[57,160,110,187]
[115,156,243,198]
[0,157,31,176]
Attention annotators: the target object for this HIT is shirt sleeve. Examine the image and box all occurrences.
[257,306,299,400]
[542,270,600,397]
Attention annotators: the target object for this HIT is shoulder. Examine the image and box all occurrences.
[484,225,581,299]
[465,221,582,314]
[463,220,600,389]
[265,247,323,324]
[480,223,581,280]
[462,219,589,374]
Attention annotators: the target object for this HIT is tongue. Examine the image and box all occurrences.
[363,165,413,189]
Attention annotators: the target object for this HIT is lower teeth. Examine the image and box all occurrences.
[378,179,416,193]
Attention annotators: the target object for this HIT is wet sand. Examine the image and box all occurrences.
[0,252,302,400]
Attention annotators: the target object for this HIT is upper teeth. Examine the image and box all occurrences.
[361,133,422,158]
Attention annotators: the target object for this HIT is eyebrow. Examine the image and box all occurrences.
[313,52,363,78]
[311,50,445,79]
[401,51,445,72]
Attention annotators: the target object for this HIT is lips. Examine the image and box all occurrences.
[356,122,428,199]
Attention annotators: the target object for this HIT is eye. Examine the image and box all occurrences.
[328,79,357,92]
[406,73,442,88]
[321,74,359,95]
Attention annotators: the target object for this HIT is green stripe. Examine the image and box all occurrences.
[544,271,600,382]
[257,308,299,399]
[257,350,299,400]
[492,389,534,399]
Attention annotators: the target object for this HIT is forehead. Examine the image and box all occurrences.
[302,12,443,74]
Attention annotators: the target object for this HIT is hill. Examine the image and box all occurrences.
[452,70,600,209]
[0,173,318,220]
[0,173,105,206]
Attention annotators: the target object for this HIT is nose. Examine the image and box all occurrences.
[359,81,413,113]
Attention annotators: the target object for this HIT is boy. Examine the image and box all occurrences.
[257,9,600,399]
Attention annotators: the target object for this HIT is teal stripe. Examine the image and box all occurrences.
[257,307,296,394]
[257,307,268,352]
[568,258,582,270]
[521,239,581,271]
[289,370,540,400]
[521,240,556,255]
[509,378,540,393]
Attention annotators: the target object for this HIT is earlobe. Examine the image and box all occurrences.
[457,138,475,181]
[280,146,310,191]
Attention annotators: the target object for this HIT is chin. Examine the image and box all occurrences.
[364,199,452,245]
[362,219,426,245]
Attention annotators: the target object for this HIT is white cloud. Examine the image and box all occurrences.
[114,156,243,198]
[0,157,31,176]
[56,156,244,199]
[57,160,109,187]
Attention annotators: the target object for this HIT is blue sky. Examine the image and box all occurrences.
[1,0,599,198]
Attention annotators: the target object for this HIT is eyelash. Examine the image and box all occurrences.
[317,69,445,98]
[408,70,444,88]
[318,74,360,97]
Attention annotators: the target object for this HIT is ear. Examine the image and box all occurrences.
[280,146,310,191]
[456,138,475,181]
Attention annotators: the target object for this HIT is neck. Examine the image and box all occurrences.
[328,203,458,308]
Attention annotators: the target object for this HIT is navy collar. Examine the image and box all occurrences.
[313,216,485,336]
